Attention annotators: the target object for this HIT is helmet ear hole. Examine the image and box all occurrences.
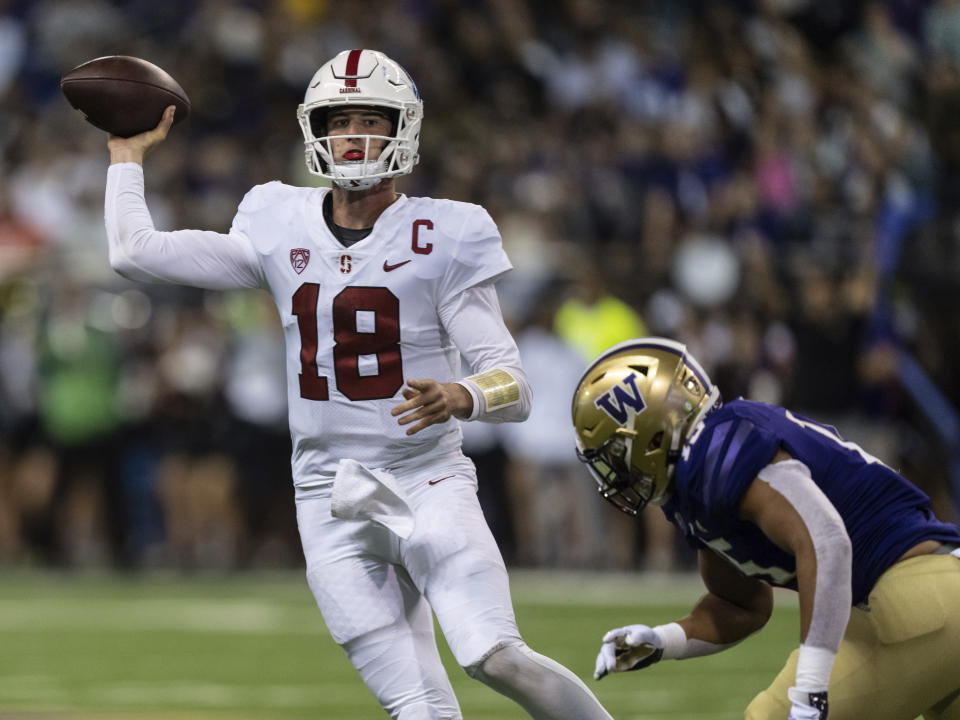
[646,431,664,453]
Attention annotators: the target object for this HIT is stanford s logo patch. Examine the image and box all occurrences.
[595,372,646,424]
[340,254,352,274]
[290,248,310,274]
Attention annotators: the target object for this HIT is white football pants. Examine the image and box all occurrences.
[296,455,613,719]
[296,455,520,717]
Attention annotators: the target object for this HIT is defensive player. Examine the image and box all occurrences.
[104,50,613,720]
[572,337,960,720]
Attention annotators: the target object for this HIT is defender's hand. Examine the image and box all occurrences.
[787,687,828,720]
[594,624,665,680]
[391,378,473,435]
[107,105,176,165]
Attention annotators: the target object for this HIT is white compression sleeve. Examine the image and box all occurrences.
[439,283,531,423]
[470,643,613,720]
[757,459,851,689]
[653,622,740,660]
[105,162,263,289]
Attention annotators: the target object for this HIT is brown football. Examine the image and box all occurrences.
[60,55,191,138]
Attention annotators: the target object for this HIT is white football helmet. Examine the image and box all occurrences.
[297,49,422,190]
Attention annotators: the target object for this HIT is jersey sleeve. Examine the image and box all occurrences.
[105,162,264,290]
[439,282,532,423]
[228,180,291,252]
[437,205,512,305]
[694,416,781,526]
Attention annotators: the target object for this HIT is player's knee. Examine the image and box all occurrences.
[466,642,610,718]
[466,641,524,684]
[466,641,559,693]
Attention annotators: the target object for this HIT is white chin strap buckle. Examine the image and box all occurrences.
[331,160,386,190]
[333,177,382,190]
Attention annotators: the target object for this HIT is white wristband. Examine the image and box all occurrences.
[653,622,687,659]
[795,644,835,690]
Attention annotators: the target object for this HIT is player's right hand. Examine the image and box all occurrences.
[391,378,472,435]
[593,624,665,680]
[107,105,176,165]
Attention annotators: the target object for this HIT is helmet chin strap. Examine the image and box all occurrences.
[329,159,389,190]
[656,385,722,504]
[689,386,722,432]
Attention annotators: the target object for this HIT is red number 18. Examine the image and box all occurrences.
[292,283,403,401]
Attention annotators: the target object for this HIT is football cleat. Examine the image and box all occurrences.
[571,338,721,515]
[297,49,422,190]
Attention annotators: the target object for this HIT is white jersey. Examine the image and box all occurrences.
[105,163,527,489]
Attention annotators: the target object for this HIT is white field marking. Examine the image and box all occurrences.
[93,681,337,707]
[97,682,241,706]
[506,569,705,605]
[0,674,65,694]
[506,569,798,607]
[0,674,70,703]
[0,674,58,687]
[260,684,338,708]
[0,570,796,634]
[619,714,742,720]
[0,678,339,710]
[0,598,326,634]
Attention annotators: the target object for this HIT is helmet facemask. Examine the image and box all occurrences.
[577,429,660,515]
[298,103,421,190]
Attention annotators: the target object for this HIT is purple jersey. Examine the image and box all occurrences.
[663,398,960,605]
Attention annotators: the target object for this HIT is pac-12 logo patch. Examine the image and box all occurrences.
[290,248,310,274]
[595,372,646,424]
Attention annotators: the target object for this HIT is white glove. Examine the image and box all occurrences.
[594,624,664,680]
[787,686,828,720]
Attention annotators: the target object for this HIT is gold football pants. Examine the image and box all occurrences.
[746,550,960,720]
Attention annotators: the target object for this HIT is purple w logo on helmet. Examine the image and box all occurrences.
[594,372,646,424]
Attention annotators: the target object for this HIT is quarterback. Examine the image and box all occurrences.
[572,338,960,720]
[104,50,613,720]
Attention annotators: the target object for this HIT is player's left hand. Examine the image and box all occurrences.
[391,378,473,435]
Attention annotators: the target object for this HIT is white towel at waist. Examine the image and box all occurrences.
[331,458,415,539]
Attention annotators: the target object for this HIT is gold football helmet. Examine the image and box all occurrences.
[571,338,721,515]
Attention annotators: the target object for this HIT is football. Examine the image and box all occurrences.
[60,55,191,138]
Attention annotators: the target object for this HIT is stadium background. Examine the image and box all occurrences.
[0,0,958,717]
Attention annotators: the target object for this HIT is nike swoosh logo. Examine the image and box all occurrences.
[428,475,455,486]
[383,259,411,272]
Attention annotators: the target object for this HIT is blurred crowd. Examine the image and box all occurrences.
[2,0,960,572]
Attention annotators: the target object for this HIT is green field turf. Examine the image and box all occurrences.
[0,570,800,719]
